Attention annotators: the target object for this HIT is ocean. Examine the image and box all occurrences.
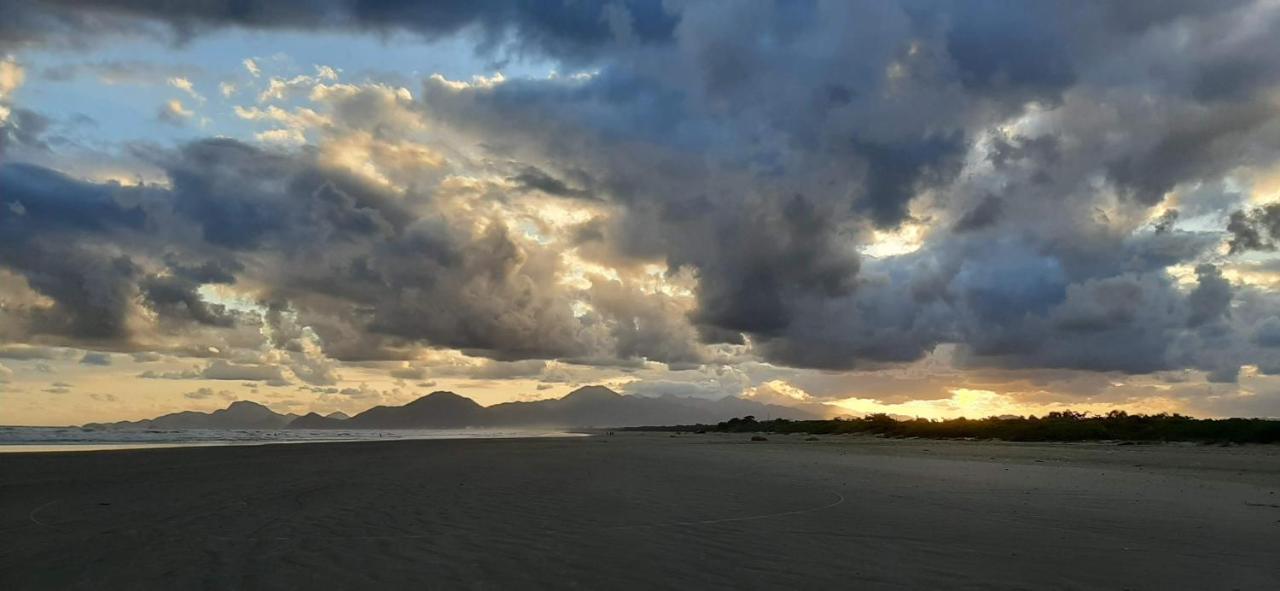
[0,426,586,453]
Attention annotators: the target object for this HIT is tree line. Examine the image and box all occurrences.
[627,411,1280,443]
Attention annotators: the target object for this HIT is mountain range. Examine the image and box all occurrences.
[84,400,300,430]
[85,386,832,430]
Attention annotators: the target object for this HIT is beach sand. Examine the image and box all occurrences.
[2,433,1278,590]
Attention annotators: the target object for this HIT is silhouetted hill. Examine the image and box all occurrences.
[344,391,487,429]
[292,386,828,429]
[85,401,296,430]
[86,386,832,431]
[482,386,827,428]
[289,412,346,429]
[560,385,622,403]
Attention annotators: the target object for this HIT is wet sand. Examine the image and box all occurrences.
[1,433,1278,590]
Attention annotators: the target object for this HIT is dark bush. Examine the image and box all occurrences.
[625,412,1280,444]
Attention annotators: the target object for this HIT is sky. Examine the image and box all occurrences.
[4,1,1280,425]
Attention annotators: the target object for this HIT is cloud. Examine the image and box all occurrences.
[0,57,23,101]
[252,128,302,146]
[0,56,27,146]
[953,195,1004,233]
[4,1,678,63]
[0,163,146,341]
[0,345,69,360]
[742,380,813,405]
[201,360,287,382]
[157,99,193,125]
[389,365,427,380]
[6,0,1280,419]
[142,360,289,384]
[1227,202,1280,254]
[79,351,112,366]
[183,387,235,400]
[620,378,742,400]
[140,275,236,327]
[404,359,551,381]
[510,166,594,200]
[167,76,203,101]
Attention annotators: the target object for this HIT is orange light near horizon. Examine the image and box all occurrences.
[833,388,1191,420]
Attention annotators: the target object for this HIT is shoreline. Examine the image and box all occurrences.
[0,428,589,454]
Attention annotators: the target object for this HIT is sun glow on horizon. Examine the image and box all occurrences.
[834,388,1188,420]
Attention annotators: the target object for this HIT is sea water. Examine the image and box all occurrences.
[0,426,586,453]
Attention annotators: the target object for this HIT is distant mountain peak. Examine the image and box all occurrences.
[325,411,350,420]
[222,400,278,417]
[424,390,465,398]
[226,400,269,410]
[95,383,830,431]
[405,391,482,407]
[289,412,344,429]
[561,385,620,402]
[86,398,292,430]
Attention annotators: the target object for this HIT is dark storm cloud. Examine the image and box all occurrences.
[0,139,658,367]
[1186,265,1233,329]
[0,142,415,354]
[509,165,593,200]
[165,256,242,285]
[953,195,1003,233]
[1152,209,1179,234]
[137,138,598,362]
[161,138,408,250]
[4,0,1280,390]
[406,0,1280,374]
[1252,317,1280,348]
[1227,202,1280,254]
[940,2,1077,103]
[685,193,860,337]
[0,163,147,341]
[6,0,678,61]
[140,275,235,327]
[853,133,967,228]
[0,0,160,51]
[79,351,112,366]
[986,134,1060,170]
[0,109,52,155]
[1107,101,1278,205]
[587,277,705,366]
[1182,6,1280,102]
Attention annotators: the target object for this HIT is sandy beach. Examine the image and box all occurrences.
[2,433,1278,590]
